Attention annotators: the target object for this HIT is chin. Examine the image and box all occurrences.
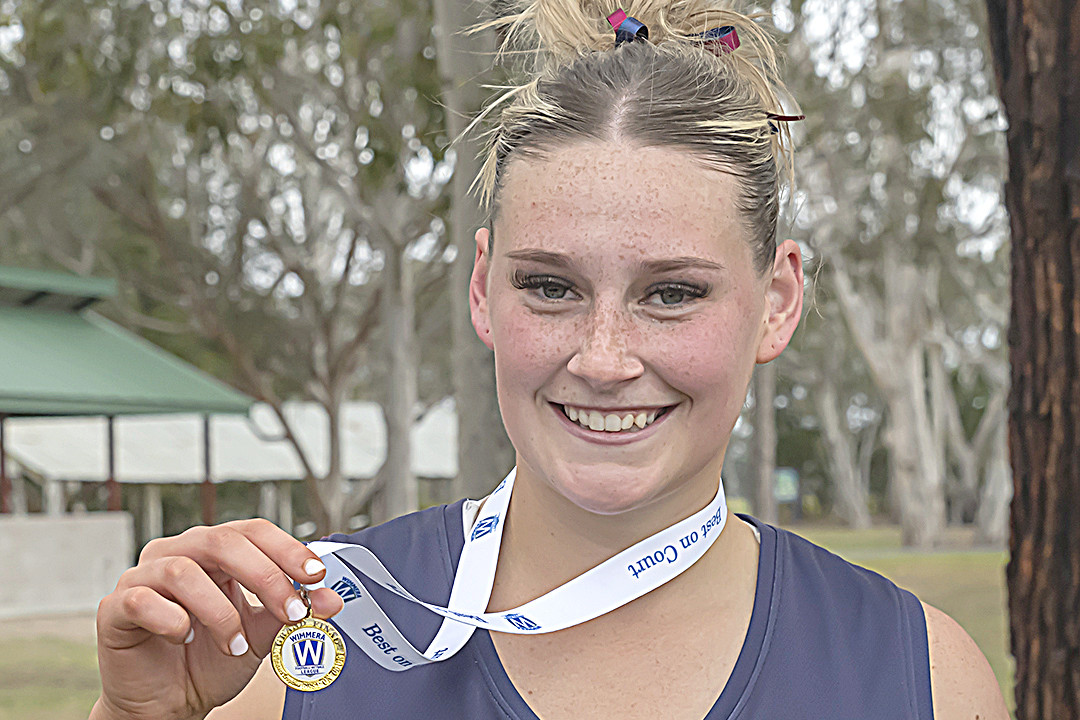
[547,463,666,516]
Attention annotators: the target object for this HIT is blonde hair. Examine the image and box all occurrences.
[472,0,798,273]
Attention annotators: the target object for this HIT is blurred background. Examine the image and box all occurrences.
[0,0,1017,717]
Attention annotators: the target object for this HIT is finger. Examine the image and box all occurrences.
[230,518,329,582]
[123,556,251,657]
[141,521,327,625]
[98,585,192,647]
[144,519,327,582]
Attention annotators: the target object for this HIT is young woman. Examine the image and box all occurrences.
[91,2,1009,718]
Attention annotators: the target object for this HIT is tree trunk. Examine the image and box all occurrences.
[751,363,778,524]
[832,259,946,546]
[986,0,1080,714]
[319,397,351,534]
[817,375,872,529]
[975,421,1011,547]
[929,344,971,524]
[432,0,515,501]
[885,348,947,547]
[371,245,418,524]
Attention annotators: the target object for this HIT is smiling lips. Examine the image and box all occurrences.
[559,404,672,433]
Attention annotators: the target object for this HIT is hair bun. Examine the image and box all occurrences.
[480,0,784,82]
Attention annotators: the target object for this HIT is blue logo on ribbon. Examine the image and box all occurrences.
[471,515,499,541]
[330,577,362,603]
[503,613,541,631]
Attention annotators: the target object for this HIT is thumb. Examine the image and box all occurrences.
[309,587,345,620]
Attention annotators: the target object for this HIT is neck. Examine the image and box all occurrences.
[487,457,739,613]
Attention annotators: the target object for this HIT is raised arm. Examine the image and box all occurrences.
[90,519,342,720]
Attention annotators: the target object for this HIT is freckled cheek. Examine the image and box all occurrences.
[642,321,756,406]
[491,304,581,386]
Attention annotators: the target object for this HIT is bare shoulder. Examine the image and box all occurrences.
[922,602,1009,720]
[206,655,286,720]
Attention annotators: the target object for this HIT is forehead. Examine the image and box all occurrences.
[495,142,751,263]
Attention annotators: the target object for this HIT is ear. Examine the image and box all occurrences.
[470,227,495,350]
[756,239,804,364]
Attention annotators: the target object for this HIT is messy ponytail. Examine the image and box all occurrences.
[471,0,799,273]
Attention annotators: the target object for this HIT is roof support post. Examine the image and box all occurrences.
[258,481,277,523]
[142,483,163,544]
[201,414,215,526]
[106,416,121,511]
[1,415,9,514]
[277,481,293,535]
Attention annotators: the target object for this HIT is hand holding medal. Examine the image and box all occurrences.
[91,519,342,720]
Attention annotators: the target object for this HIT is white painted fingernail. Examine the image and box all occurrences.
[229,633,249,656]
[286,597,307,622]
[303,558,325,576]
[184,627,195,644]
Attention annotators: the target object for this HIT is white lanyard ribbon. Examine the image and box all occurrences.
[303,467,727,671]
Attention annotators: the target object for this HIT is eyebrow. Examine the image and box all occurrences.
[503,250,725,274]
[637,257,726,274]
[503,249,576,268]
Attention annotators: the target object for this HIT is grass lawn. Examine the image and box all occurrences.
[0,632,100,720]
[0,524,1013,719]
[788,522,1014,713]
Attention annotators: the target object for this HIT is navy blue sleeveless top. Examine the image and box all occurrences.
[283,501,933,719]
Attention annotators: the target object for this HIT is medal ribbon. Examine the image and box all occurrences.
[303,467,727,671]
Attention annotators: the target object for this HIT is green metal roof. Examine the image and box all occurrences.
[0,265,118,311]
[0,303,253,417]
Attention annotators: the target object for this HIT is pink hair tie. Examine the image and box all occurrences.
[696,26,740,55]
[606,8,649,45]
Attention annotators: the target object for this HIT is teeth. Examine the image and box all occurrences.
[561,405,667,433]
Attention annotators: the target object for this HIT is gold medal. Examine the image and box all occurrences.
[271,590,347,692]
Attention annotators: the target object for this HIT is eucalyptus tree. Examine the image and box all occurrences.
[0,0,454,533]
[780,0,1009,545]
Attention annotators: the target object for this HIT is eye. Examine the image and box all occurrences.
[511,271,577,301]
[541,282,569,299]
[644,282,709,307]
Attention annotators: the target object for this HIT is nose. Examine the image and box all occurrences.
[566,297,644,387]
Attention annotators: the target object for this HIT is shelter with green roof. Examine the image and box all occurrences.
[0,264,253,518]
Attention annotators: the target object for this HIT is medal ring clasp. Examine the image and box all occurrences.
[297,587,313,621]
